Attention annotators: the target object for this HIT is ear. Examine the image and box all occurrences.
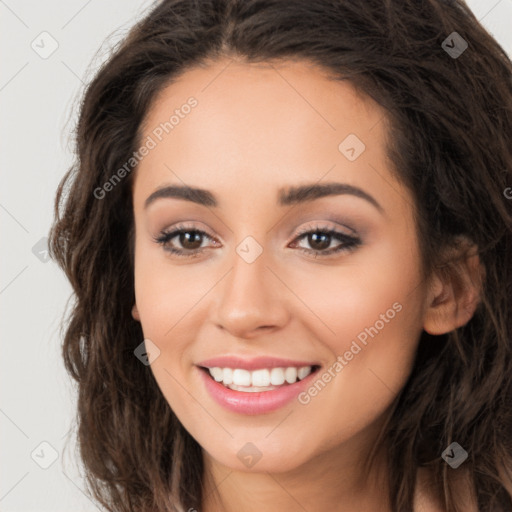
[423,237,485,335]
[132,303,141,322]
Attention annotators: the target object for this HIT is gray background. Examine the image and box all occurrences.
[1,0,511,510]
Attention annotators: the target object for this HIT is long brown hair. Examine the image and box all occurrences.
[48,0,512,510]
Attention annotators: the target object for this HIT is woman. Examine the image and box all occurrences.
[48,0,512,510]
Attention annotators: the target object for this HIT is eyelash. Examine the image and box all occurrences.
[152,223,361,259]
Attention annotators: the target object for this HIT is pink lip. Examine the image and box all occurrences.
[197,355,318,371]
[197,365,320,415]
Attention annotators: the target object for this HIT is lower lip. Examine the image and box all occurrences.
[198,367,319,415]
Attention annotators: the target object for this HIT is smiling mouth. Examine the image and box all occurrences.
[199,365,321,392]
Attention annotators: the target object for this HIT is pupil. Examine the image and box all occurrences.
[180,231,202,249]
[309,233,330,250]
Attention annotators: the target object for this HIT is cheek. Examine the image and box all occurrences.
[291,244,424,411]
[132,252,207,414]
[133,239,213,340]
[289,241,425,432]
[292,240,423,352]
[132,276,197,414]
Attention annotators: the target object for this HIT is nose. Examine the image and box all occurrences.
[212,246,290,339]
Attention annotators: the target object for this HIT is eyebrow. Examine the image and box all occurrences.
[144,182,384,214]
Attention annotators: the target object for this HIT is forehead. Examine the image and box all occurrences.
[132,58,397,210]
[141,57,384,137]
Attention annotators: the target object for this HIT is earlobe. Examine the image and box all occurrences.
[132,303,141,321]
[423,239,484,336]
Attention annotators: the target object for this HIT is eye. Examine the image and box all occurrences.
[152,222,361,258]
[152,223,218,258]
[289,223,361,257]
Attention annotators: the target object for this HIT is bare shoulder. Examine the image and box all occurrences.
[413,466,478,512]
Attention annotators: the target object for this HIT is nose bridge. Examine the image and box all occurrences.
[213,237,288,336]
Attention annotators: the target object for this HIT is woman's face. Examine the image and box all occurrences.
[131,58,430,474]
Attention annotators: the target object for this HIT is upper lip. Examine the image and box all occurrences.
[197,356,320,371]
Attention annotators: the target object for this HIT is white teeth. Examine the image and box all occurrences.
[284,367,298,384]
[270,368,285,385]
[223,368,233,385]
[228,383,276,392]
[232,369,251,386]
[298,366,312,380]
[210,367,223,382]
[251,369,270,387]
[207,365,314,389]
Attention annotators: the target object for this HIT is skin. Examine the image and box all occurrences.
[130,57,482,511]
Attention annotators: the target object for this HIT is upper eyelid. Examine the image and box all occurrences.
[159,222,359,246]
[160,220,356,237]
[294,221,357,236]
